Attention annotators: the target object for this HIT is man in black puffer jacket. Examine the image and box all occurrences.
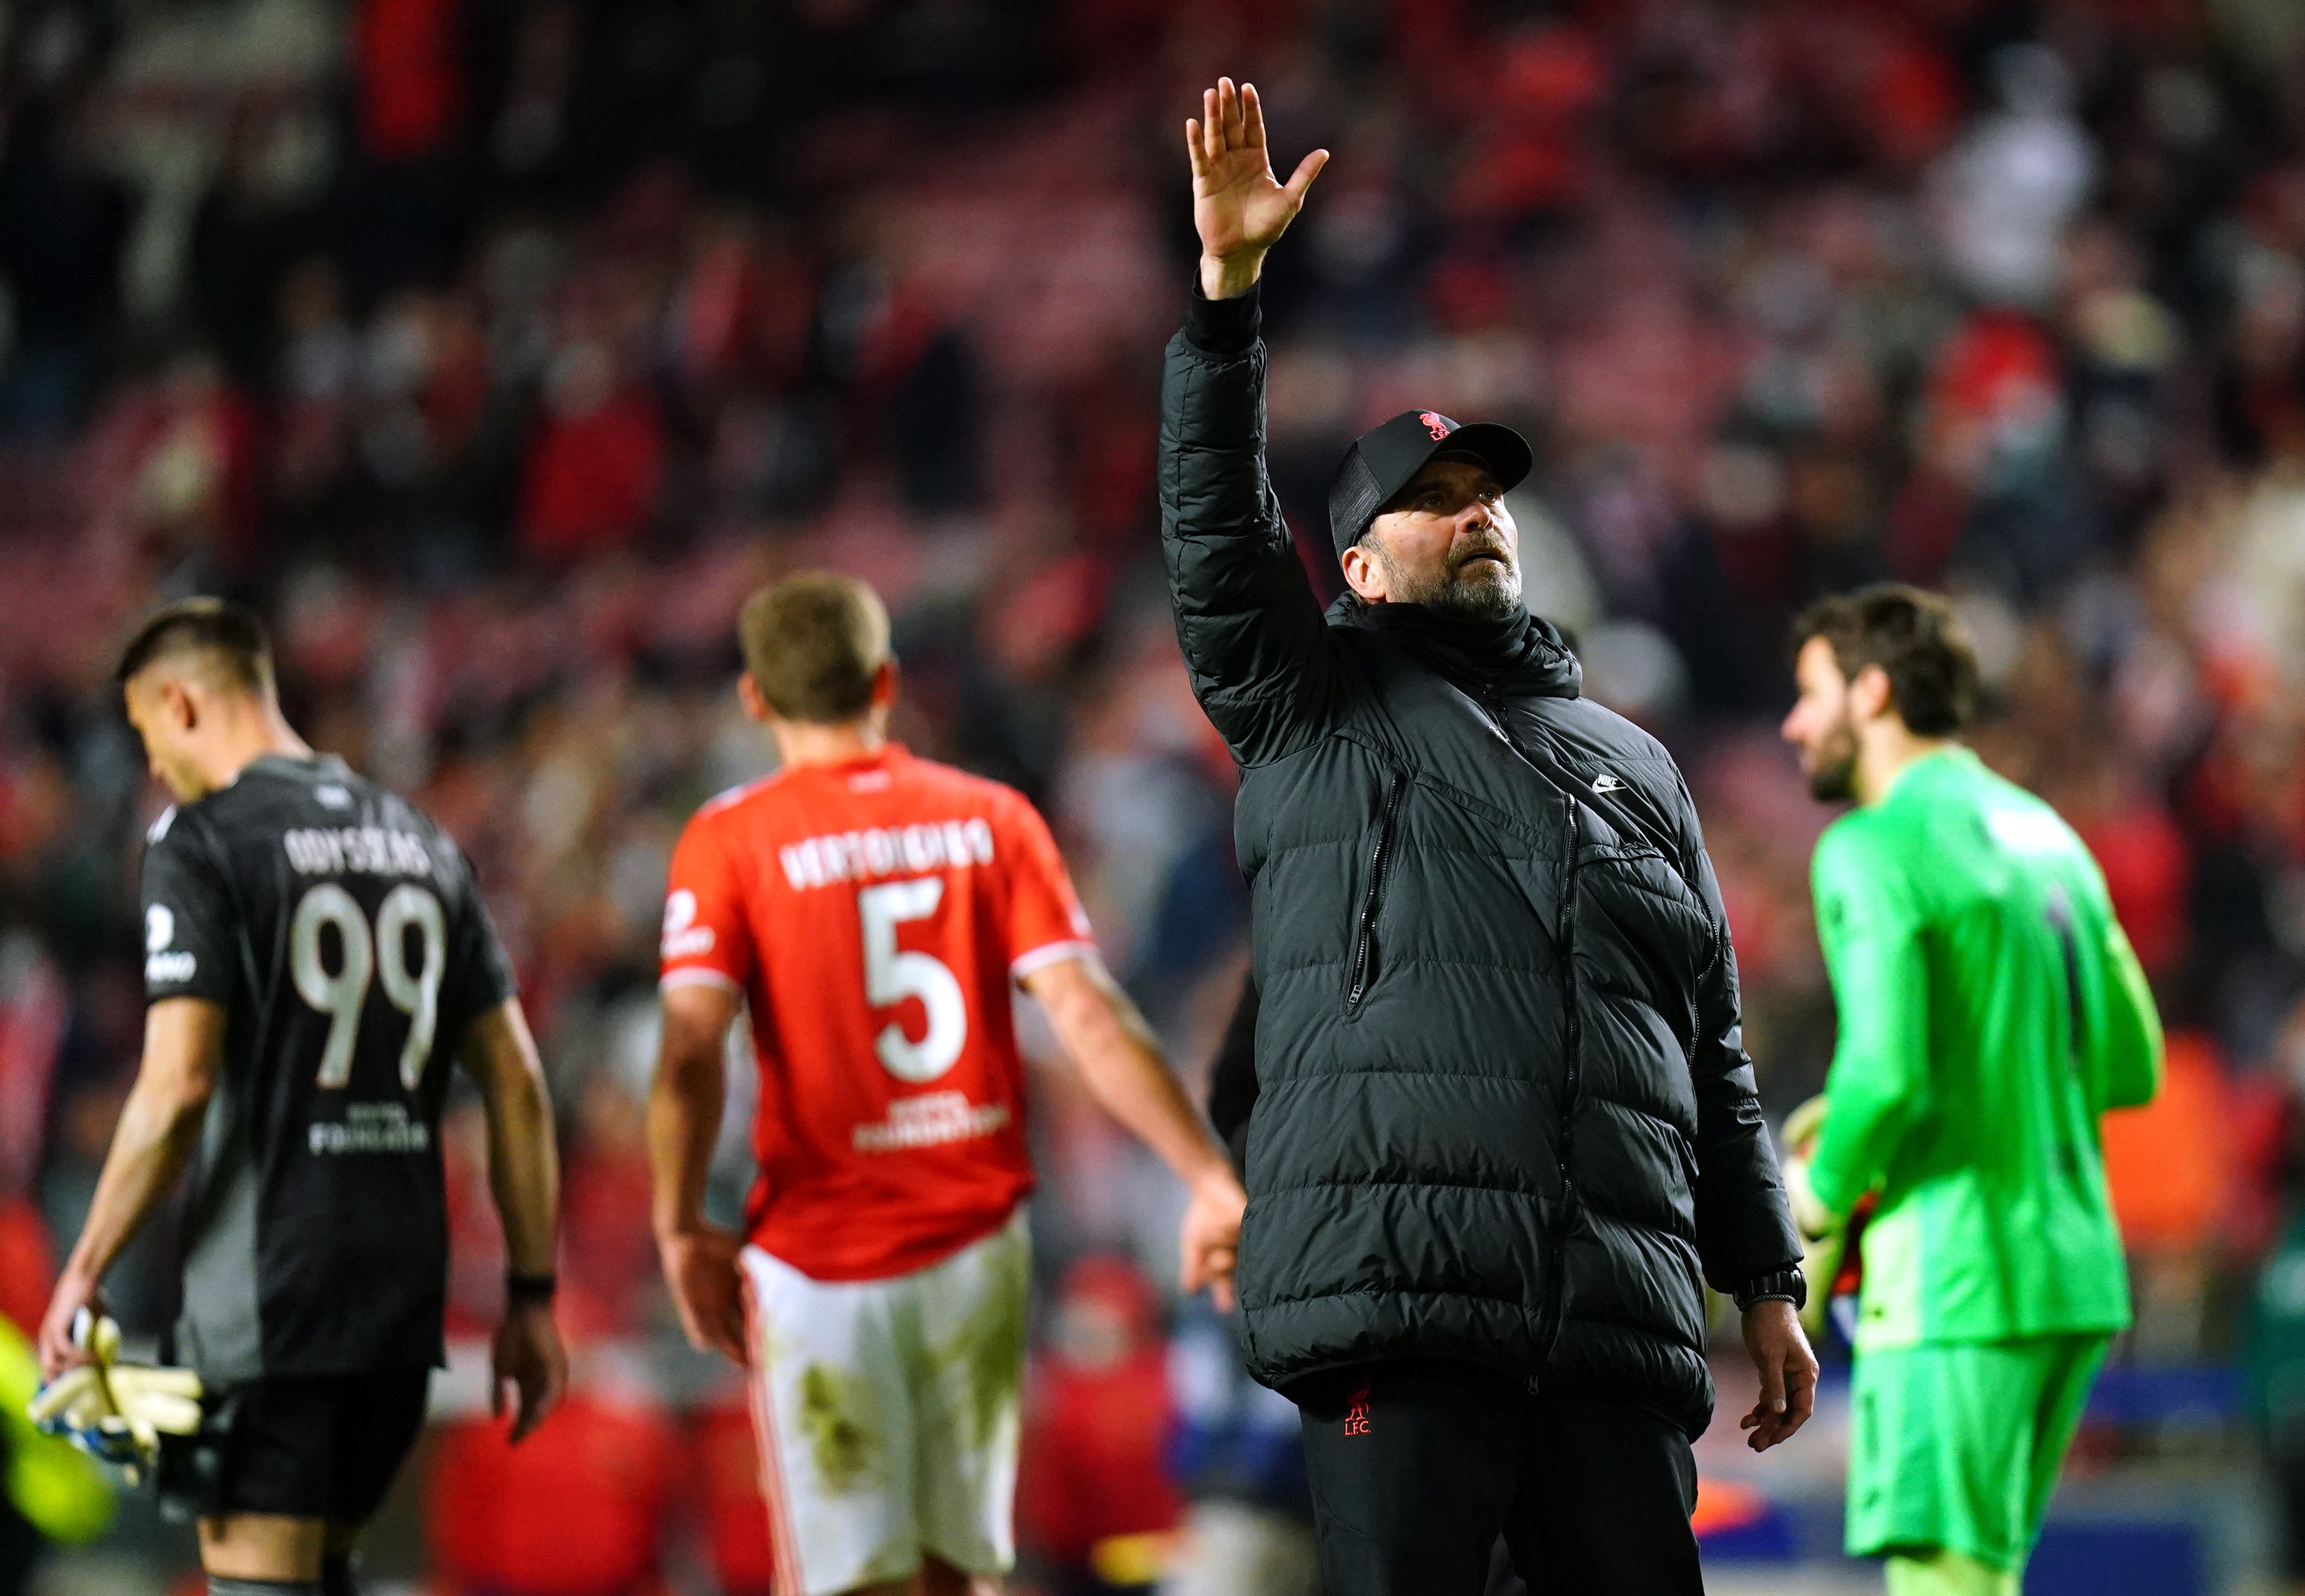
[1165,79,1818,1595]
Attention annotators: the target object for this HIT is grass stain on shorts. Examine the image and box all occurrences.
[941,1231,1029,1448]
[799,1361,880,1492]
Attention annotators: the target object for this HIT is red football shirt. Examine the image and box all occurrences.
[660,744,1095,1280]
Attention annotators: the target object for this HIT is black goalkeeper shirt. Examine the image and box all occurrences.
[139,753,516,1381]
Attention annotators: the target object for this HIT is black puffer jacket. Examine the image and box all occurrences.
[1160,289,1800,1437]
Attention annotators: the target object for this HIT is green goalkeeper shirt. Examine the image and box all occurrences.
[1808,747,2162,1350]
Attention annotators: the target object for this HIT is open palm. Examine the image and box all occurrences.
[1187,79,1327,294]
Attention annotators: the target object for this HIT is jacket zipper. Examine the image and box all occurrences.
[1539,792,1583,1365]
[1475,684,1583,1367]
[1344,771,1410,1017]
[1472,682,1594,1373]
[1479,684,1527,760]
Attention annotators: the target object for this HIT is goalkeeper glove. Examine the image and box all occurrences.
[27,1313,203,1486]
[1781,1095,1861,1339]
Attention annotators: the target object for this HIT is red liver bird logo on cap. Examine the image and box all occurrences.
[1419,411,1450,441]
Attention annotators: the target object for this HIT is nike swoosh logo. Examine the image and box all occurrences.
[1592,774,1624,793]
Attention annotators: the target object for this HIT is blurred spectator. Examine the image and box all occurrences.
[2102,1032,2237,1358]
[1159,1299,1315,1596]
[1930,46,2095,310]
[356,0,461,165]
[0,91,130,435]
[693,1402,777,1596]
[0,1199,54,1342]
[1162,978,1314,1596]
[2249,1201,2305,1589]
[1016,1256,1182,1595]
[516,341,664,562]
[557,1067,660,1339]
[428,1353,680,1596]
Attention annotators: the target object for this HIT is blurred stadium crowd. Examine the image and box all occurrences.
[5,0,2305,1589]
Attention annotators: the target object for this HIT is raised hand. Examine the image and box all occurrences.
[1185,77,1328,301]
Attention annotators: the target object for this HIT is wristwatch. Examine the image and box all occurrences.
[1734,1267,1807,1313]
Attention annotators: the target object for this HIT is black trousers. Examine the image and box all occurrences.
[1292,1358,1704,1596]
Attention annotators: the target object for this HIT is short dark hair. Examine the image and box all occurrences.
[738,572,891,724]
[115,596,276,696]
[1791,583,1978,736]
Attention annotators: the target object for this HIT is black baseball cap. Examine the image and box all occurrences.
[1327,410,1534,560]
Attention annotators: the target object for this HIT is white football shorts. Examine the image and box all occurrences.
[738,1210,1029,1596]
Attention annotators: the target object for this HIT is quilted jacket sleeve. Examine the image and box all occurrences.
[1673,774,1804,1292]
[1159,287,1336,767]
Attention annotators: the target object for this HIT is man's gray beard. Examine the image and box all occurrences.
[1426,565,1524,620]
[1378,546,1525,620]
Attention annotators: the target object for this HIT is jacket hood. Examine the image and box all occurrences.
[1327,592,1583,700]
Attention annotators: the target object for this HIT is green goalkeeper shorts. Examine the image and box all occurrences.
[1846,1333,2110,1572]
